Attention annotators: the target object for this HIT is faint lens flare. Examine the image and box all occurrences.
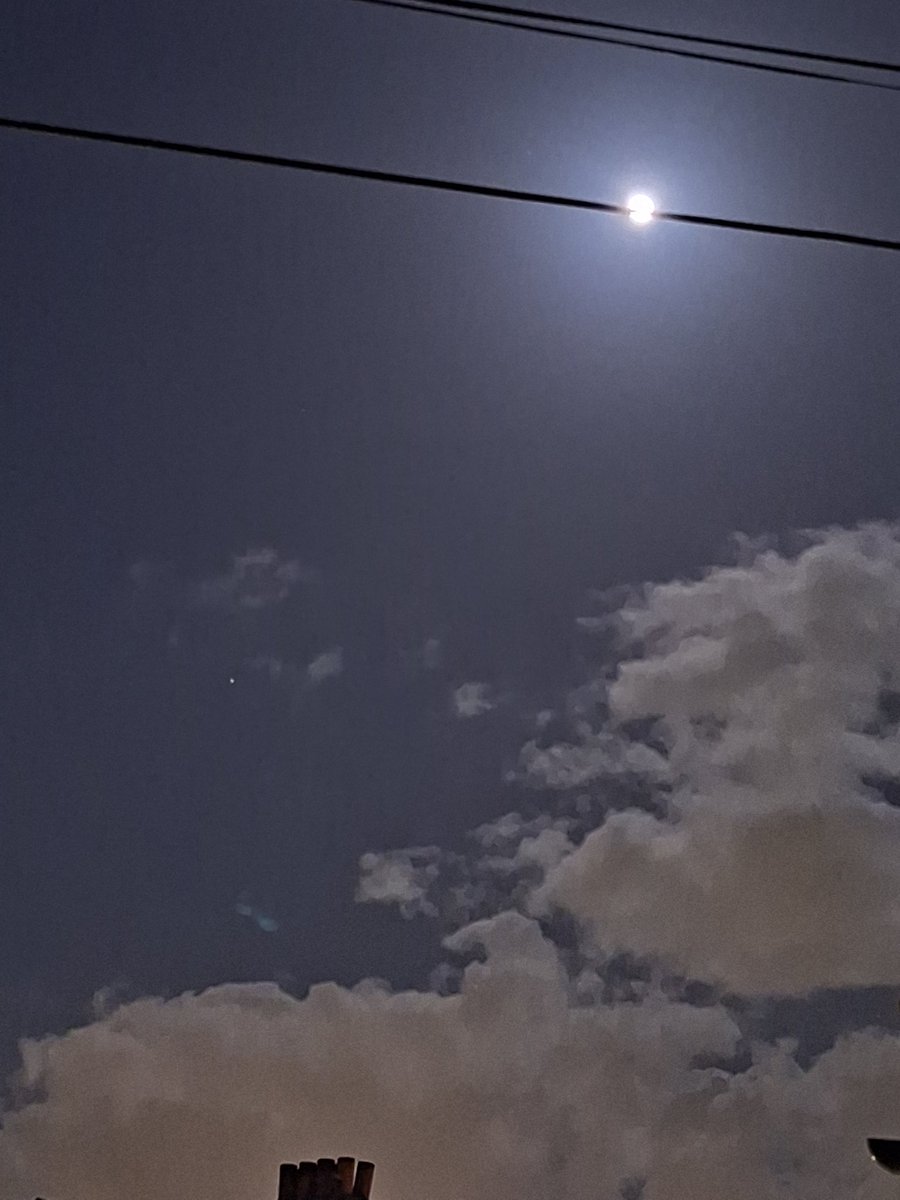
[627,193,656,225]
[236,897,279,933]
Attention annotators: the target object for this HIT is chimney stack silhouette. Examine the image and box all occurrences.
[277,1156,375,1200]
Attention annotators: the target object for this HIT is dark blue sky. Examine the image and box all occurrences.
[1,0,899,1072]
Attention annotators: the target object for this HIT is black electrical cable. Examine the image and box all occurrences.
[2,115,899,252]
[382,0,900,73]
[350,0,900,91]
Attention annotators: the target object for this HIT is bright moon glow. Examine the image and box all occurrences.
[627,194,656,225]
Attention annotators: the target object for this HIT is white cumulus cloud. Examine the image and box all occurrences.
[10,524,900,1200]
[535,525,900,994]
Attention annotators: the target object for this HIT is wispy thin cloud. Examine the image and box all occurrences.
[191,548,318,612]
[307,647,343,685]
[452,681,495,718]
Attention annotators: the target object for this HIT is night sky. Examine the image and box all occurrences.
[2,1,900,1197]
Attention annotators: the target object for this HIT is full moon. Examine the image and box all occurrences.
[627,193,656,225]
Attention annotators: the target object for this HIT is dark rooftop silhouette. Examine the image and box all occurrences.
[277,1156,375,1200]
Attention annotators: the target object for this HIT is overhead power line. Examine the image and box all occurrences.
[2,115,899,253]
[350,0,900,91]
[381,0,900,74]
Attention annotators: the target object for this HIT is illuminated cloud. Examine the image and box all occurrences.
[0,917,745,1200]
[4,925,899,1200]
[307,647,344,685]
[191,549,318,612]
[535,524,900,994]
[356,847,441,917]
[10,525,900,1200]
[452,682,495,718]
[361,524,900,997]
